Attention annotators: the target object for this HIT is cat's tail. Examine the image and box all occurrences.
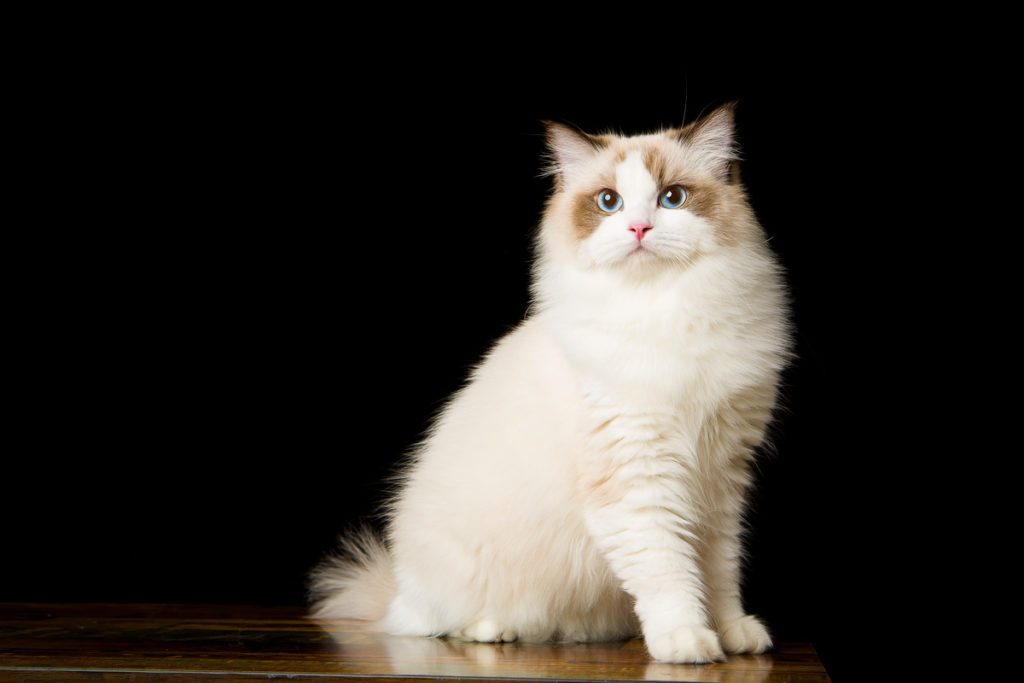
[309,526,396,622]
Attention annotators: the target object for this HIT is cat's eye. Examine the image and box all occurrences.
[596,189,623,213]
[658,185,688,209]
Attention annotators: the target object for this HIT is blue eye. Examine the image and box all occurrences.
[596,189,623,213]
[659,185,688,209]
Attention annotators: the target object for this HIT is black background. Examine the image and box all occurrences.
[5,16,997,682]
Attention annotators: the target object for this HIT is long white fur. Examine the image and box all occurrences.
[311,105,791,663]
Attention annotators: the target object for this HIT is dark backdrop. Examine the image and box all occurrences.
[6,19,983,681]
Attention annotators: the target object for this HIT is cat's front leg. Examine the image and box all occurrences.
[703,511,772,654]
[583,469,724,664]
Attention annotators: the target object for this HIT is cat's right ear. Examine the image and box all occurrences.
[543,121,604,187]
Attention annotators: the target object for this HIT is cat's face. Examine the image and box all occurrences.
[540,105,759,274]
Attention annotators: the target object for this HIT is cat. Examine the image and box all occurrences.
[310,103,792,664]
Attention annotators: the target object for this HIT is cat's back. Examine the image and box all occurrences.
[401,316,580,495]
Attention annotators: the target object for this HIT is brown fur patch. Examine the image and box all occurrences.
[694,182,757,246]
[570,166,620,241]
[639,132,756,247]
[641,145,672,190]
[684,181,720,224]
[571,191,606,241]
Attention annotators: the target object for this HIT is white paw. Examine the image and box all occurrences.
[719,614,772,654]
[456,618,517,643]
[645,625,725,664]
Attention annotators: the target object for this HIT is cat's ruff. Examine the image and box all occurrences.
[311,104,792,665]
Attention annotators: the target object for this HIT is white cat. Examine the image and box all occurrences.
[311,103,792,664]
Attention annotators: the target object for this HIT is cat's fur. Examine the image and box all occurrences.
[310,104,792,664]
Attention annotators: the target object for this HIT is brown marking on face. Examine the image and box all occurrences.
[641,144,672,190]
[688,180,757,246]
[641,138,715,231]
[569,163,620,241]
[571,191,606,242]
[641,133,756,247]
[683,180,720,223]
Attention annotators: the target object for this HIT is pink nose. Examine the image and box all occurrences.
[628,222,652,241]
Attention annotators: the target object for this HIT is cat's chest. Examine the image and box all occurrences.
[544,292,749,406]
[537,254,786,408]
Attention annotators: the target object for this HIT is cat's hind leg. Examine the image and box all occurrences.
[452,618,518,643]
[380,591,446,638]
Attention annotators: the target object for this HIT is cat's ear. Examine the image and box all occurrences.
[543,121,606,186]
[675,102,739,182]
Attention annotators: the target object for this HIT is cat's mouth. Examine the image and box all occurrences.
[623,241,691,269]
[629,242,656,258]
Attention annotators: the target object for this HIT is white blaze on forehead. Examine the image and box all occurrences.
[615,150,657,221]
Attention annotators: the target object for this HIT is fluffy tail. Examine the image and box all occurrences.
[309,526,396,622]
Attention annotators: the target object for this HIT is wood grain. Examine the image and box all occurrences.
[0,603,830,682]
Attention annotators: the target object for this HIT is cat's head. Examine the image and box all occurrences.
[538,103,761,276]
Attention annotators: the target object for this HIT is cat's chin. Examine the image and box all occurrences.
[611,245,693,275]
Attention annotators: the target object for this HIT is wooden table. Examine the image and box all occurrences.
[0,603,830,682]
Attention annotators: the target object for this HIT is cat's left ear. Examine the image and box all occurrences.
[543,121,606,186]
[675,102,739,182]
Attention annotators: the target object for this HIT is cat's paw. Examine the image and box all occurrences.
[455,618,517,643]
[645,625,725,664]
[719,614,772,654]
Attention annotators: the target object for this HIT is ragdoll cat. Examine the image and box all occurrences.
[311,103,792,664]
